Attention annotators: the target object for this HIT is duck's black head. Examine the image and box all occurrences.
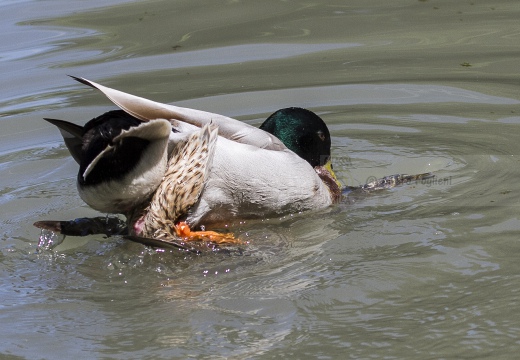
[260,107,331,167]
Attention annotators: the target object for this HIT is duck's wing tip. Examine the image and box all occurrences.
[68,75,166,122]
[68,75,97,89]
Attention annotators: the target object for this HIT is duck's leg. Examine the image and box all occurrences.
[174,222,240,244]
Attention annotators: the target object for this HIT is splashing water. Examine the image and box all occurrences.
[36,229,65,253]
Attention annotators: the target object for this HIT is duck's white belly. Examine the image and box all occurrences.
[185,136,332,227]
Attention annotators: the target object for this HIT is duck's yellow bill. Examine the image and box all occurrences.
[324,159,342,188]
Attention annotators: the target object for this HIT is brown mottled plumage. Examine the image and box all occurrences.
[131,122,219,239]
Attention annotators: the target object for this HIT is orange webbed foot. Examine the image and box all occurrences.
[174,222,240,244]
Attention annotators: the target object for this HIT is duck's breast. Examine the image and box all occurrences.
[186,136,332,227]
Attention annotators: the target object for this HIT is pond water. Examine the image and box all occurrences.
[1,0,520,358]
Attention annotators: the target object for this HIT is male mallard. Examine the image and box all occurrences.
[43,77,341,243]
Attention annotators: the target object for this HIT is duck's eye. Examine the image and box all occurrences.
[317,130,325,141]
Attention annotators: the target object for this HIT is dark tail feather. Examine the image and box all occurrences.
[44,118,84,164]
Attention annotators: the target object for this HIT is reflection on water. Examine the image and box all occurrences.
[1,0,520,358]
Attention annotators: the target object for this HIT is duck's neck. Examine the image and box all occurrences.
[314,166,342,203]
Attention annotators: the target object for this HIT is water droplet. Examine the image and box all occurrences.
[36,229,65,253]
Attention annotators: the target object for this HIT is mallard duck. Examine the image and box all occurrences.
[43,77,342,243]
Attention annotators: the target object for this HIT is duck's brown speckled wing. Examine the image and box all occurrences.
[136,122,219,239]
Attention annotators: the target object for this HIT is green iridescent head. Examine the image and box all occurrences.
[260,107,332,167]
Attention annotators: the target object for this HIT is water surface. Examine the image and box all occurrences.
[1,0,520,358]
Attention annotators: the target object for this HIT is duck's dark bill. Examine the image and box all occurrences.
[343,172,434,194]
[34,216,127,237]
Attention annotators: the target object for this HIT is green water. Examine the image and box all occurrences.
[1,0,520,358]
